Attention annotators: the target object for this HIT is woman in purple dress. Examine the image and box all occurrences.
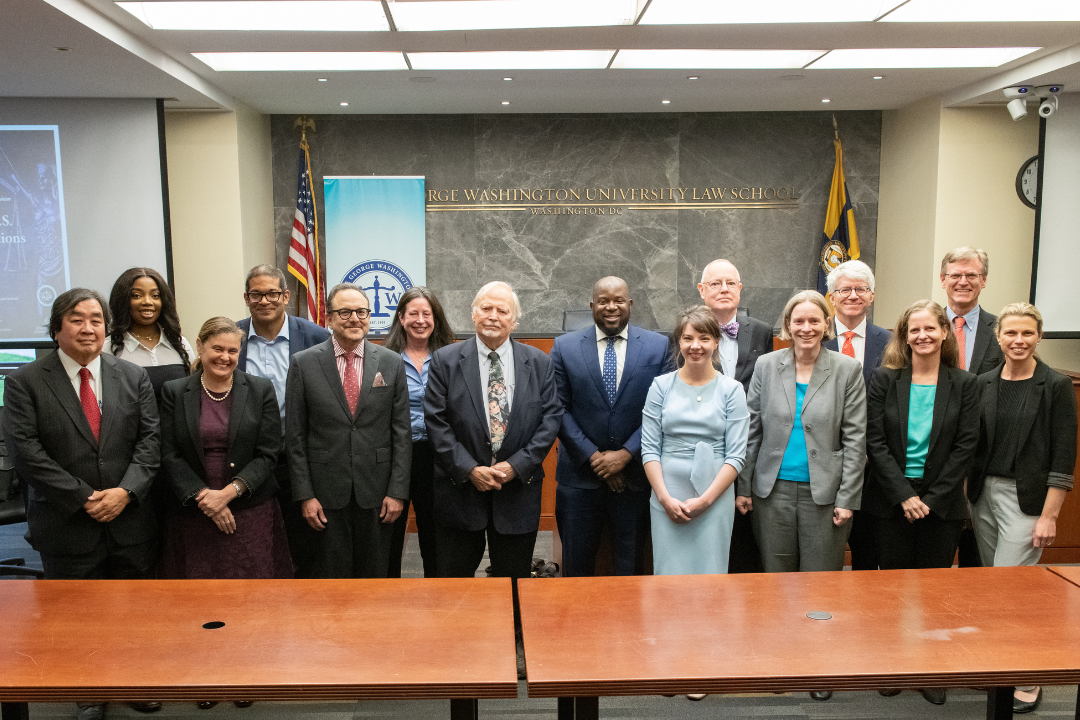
[159,316,291,580]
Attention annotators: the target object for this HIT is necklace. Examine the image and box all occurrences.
[201,374,233,401]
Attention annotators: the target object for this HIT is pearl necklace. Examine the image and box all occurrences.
[201,374,234,401]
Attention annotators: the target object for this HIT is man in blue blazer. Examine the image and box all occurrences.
[824,260,891,572]
[550,277,671,576]
[237,264,329,577]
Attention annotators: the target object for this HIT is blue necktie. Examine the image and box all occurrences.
[602,336,617,405]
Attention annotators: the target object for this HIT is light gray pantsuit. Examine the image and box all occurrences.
[752,479,851,572]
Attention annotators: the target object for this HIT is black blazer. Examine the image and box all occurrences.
[285,339,412,510]
[864,364,980,520]
[424,338,562,535]
[160,370,282,510]
[824,322,891,387]
[2,351,160,555]
[968,360,1077,516]
[967,307,1005,376]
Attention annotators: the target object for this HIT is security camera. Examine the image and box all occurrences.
[1008,98,1028,121]
[1004,86,1034,100]
[1034,84,1064,98]
[1039,95,1058,117]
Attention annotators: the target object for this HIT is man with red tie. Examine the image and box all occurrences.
[3,288,160,583]
[824,260,891,572]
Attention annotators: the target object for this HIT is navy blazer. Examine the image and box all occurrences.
[237,314,329,371]
[823,322,891,386]
[550,324,672,492]
[424,338,562,535]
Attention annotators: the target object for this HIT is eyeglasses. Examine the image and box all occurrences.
[246,291,283,303]
[945,272,984,282]
[332,307,371,320]
[702,280,740,291]
[832,286,872,297]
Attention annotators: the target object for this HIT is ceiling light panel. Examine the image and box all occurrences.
[881,0,1080,22]
[192,52,409,71]
[808,47,1041,68]
[116,1,391,31]
[387,0,637,31]
[639,0,906,24]
[408,51,614,70]
[613,49,826,69]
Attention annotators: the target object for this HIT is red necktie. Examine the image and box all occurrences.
[79,367,100,441]
[841,331,856,359]
[953,316,967,370]
[342,354,359,416]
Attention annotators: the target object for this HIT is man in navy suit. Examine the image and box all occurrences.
[824,260,891,571]
[237,264,329,577]
[550,277,671,576]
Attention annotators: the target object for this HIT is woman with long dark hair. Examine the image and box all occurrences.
[107,267,192,400]
[384,286,456,577]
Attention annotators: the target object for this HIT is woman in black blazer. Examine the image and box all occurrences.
[159,317,290,581]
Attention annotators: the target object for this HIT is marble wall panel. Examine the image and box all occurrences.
[270,111,881,332]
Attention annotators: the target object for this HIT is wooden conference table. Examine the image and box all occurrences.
[0,578,517,720]
[519,566,1080,720]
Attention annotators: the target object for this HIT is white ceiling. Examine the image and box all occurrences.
[3,0,1080,113]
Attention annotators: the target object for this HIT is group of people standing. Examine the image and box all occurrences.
[2,247,1075,718]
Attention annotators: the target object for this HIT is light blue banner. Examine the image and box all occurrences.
[324,176,426,334]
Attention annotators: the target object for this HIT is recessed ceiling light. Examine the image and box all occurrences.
[503,77,513,81]
[388,0,637,31]
[873,75,884,79]
[340,102,349,106]
[318,77,328,82]
[115,0,391,31]
[612,49,826,69]
[687,75,700,80]
[640,0,906,24]
[808,47,1040,69]
[661,99,671,104]
[410,51,613,70]
[192,52,409,71]
[822,98,831,103]
[881,0,1080,22]
[501,101,510,105]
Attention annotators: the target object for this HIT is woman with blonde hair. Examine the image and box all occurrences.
[967,302,1076,713]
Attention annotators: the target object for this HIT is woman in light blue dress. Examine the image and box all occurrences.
[642,306,750,575]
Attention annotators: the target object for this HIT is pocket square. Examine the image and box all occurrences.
[372,371,387,388]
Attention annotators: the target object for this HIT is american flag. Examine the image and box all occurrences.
[287,139,325,326]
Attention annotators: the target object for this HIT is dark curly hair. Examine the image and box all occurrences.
[383,286,456,354]
[108,267,190,371]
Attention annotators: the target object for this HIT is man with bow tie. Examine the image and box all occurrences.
[285,282,411,578]
[698,258,774,573]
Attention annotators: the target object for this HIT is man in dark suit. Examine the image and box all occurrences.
[940,246,1003,568]
[424,281,562,580]
[284,283,411,578]
[550,277,670,577]
[824,260,891,573]
[698,258,773,573]
[237,264,328,577]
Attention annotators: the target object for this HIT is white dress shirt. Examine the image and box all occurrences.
[834,316,868,366]
[718,332,738,380]
[595,324,629,389]
[57,348,102,408]
[108,327,193,368]
[477,335,515,425]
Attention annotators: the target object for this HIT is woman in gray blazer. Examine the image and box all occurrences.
[736,290,867,575]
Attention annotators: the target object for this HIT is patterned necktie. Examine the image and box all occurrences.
[841,331,857,359]
[343,354,360,415]
[953,316,967,370]
[488,351,510,456]
[79,367,100,442]
[720,321,739,340]
[602,336,618,405]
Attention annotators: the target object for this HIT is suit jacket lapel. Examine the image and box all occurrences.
[802,350,831,409]
[287,315,305,358]
[184,376,207,471]
[969,309,993,372]
[927,365,951,455]
[42,352,97,446]
[1012,362,1047,454]
[502,340,532,449]
[460,339,487,430]
[777,352,796,419]
[227,370,247,446]
[981,372,998,449]
[897,367,912,452]
[317,341,352,420]
[97,355,121,445]
[581,329,608,405]
[354,340,380,421]
[614,326,644,405]
[736,309,752,373]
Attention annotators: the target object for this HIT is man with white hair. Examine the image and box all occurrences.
[424,281,562,581]
[825,260,891,573]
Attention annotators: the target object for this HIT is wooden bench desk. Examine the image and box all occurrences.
[519,567,1080,720]
[0,578,517,720]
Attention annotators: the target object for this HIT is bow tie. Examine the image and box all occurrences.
[720,321,739,340]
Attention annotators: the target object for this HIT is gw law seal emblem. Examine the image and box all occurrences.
[819,240,850,277]
[342,259,414,334]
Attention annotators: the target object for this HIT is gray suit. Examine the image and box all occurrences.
[739,348,867,572]
[285,338,411,577]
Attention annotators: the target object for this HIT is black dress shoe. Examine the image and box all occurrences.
[810,691,833,701]
[233,701,254,708]
[920,688,947,705]
[1014,687,1042,714]
[197,701,218,710]
[129,701,163,713]
[878,688,902,697]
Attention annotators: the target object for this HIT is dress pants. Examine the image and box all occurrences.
[277,460,320,579]
[752,479,850,573]
[389,440,437,578]
[40,534,157,580]
[972,475,1044,567]
[728,506,764,573]
[878,509,963,569]
[315,500,394,578]
[555,483,649,577]
[847,510,881,570]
